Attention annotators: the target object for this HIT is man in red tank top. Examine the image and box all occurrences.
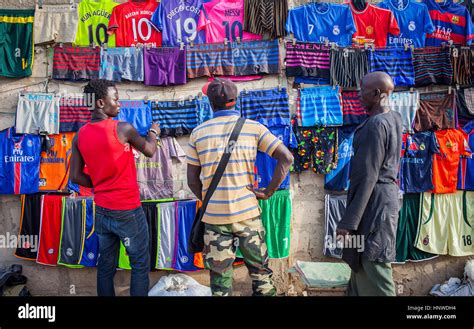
[70,79,160,296]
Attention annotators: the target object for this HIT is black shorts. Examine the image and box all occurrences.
[15,194,43,260]
[457,87,474,128]
[330,48,369,88]
[413,47,453,87]
[243,0,288,38]
[142,202,159,271]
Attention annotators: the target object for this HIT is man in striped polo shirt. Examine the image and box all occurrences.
[187,79,294,296]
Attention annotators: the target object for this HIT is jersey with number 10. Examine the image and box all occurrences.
[108,0,162,47]
[75,0,119,47]
[151,0,210,46]
[198,0,261,43]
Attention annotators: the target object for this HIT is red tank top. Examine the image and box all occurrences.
[78,119,141,210]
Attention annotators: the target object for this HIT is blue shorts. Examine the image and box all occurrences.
[80,198,99,267]
[299,86,343,127]
[115,100,152,136]
[174,200,200,272]
[99,47,144,82]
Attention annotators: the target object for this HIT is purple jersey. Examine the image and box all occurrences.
[151,0,210,46]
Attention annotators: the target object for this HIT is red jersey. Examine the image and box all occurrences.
[108,0,162,47]
[432,129,471,194]
[348,3,400,47]
[78,119,141,211]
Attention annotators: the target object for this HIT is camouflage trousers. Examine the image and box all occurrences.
[203,216,276,296]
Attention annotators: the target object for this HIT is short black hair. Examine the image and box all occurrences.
[83,79,116,107]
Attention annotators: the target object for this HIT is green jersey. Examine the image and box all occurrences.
[74,0,118,47]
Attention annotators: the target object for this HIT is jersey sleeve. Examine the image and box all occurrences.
[388,11,400,36]
[108,6,119,34]
[344,7,357,35]
[186,133,201,166]
[422,5,435,34]
[465,9,473,45]
[429,132,441,155]
[150,4,163,32]
[460,130,472,156]
[257,124,283,156]
[197,5,210,32]
[285,7,299,35]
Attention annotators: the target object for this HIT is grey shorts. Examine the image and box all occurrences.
[16,93,60,134]
[34,4,78,45]
[99,47,144,82]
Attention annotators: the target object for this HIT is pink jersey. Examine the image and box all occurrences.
[198,0,261,43]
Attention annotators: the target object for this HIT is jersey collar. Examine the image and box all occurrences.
[213,109,241,118]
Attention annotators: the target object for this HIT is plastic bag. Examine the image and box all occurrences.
[148,274,211,297]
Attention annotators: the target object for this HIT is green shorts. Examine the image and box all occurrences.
[395,193,437,263]
[237,189,292,259]
[0,10,34,78]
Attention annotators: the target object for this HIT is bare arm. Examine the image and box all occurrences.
[118,122,160,158]
[187,164,202,201]
[70,134,93,188]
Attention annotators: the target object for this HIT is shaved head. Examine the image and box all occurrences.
[361,72,395,94]
[359,72,395,114]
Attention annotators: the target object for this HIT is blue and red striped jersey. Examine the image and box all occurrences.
[424,0,473,46]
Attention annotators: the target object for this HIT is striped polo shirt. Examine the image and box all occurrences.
[187,110,282,225]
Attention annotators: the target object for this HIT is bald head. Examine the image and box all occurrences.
[361,72,395,94]
[359,72,395,114]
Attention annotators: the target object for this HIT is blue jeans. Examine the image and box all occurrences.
[95,205,150,296]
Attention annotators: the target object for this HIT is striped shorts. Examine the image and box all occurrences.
[237,87,290,128]
[368,48,415,87]
[413,47,453,87]
[186,40,279,78]
[297,86,343,127]
[451,46,472,86]
[151,99,201,137]
[243,0,288,38]
[233,39,280,76]
[285,41,330,80]
[341,91,368,126]
[330,48,369,88]
[53,45,100,81]
[59,97,91,133]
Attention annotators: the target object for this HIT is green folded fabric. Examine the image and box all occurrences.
[294,261,351,288]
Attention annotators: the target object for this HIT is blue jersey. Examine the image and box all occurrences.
[286,3,356,46]
[324,127,355,191]
[378,0,435,47]
[400,132,440,193]
[151,0,210,46]
[114,100,152,136]
[0,127,41,194]
[458,121,474,190]
[255,126,297,190]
